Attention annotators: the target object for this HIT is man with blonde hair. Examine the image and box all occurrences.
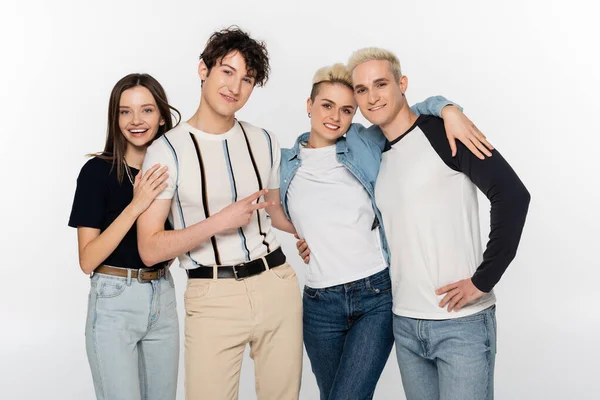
[347,47,531,400]
[283,61,501,399]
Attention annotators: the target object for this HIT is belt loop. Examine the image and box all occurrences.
[213,265,218,281]
[261,256,270,271]
[126,269,132,286]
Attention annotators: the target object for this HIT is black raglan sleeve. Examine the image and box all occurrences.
[420,116,531,292]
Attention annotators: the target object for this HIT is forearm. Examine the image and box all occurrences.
[270,212,296,234]
[138,213,226,266]
[411,95,461,117]
[265,189,296,234]
[79,205,139,274]
[471,185,531,292]
[459,147,531,292]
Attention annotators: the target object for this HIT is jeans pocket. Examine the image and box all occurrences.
[303,286,319,299]
[368,273,392,295]
[486,305,498,354]
[450,309,487,323]
[95,279,126,298]
[167,271,175,288]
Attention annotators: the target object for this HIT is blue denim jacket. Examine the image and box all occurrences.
[280,96,458,266]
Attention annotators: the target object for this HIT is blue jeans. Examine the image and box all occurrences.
[85,271,180,400]
[393,305,497,400]
[303,268,394,400]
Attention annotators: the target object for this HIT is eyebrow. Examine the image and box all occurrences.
[321,98,355,110]
[354,77,389,89]
[119,104,156,108]
[221,63,237,72]
[221,63,255,80]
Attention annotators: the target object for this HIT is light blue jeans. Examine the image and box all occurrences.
[393,305,497,400]
[85,271,179,400]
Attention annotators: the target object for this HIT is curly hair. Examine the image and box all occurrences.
[200,26,270,87]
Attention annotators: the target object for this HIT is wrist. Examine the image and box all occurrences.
[210,210,227,230]
[441,104,459,119]
[124,203,141,219]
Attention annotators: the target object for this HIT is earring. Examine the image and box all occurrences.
[308,113,311,118]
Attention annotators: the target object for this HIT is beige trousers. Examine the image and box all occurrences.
[184,262,303,400]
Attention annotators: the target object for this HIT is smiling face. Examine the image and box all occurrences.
[198,51,255,119]
[351,59,408,129]
[307,82,356,147]
[118,85,165,149]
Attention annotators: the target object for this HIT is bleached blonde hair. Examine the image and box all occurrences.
[347,47,402,82]
[310,63,353,101]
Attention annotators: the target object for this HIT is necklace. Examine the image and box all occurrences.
[123,159,135,186]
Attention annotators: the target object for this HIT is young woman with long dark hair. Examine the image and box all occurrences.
[68,73,181,400]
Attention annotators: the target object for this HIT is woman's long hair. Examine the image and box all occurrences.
[93,73,181,183]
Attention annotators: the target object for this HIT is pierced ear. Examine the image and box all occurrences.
[306,97,313,116]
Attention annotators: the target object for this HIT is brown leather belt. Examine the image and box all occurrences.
[94,265,169,283]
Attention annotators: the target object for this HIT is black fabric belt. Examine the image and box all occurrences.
[187,247,286,280]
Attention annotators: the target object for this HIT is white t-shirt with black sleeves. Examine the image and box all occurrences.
[142,120,281,269]
[376,115,530,320]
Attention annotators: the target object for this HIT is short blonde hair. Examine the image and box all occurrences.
[347,47,402,82]
[310,63,353,101]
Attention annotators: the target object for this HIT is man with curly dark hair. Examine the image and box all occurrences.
[137,26,302,399]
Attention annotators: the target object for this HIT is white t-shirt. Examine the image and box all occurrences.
[376,118,496,320]
[287,144,386,288]
[142,120,281,269]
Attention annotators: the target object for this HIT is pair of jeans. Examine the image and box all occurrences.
[393,305,497,400]
[303,268,394,400]
[85,270,180,400]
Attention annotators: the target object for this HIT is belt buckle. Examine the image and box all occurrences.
[232,262,246,281]
[137,267,154,283]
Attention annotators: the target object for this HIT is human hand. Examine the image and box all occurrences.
[436,278,485,312]
[130,164,169,216]
[441,106,494,160]
[294,233,310,264]
[216,189,274,231]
